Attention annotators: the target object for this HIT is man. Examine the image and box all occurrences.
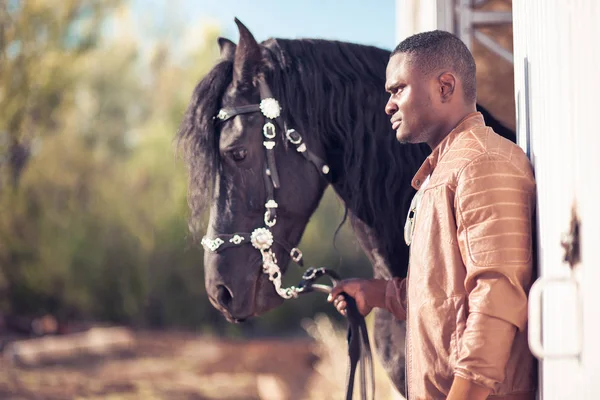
[328,31,537,400]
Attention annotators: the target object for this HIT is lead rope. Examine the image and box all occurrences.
[297,268,375,400]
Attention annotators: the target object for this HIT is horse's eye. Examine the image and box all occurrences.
[230,148,248,162]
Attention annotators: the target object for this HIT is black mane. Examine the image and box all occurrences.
[178,38,430,275]
[261,39,429,275]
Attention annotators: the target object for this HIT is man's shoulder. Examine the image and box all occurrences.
[453,126,531,169]
[431,124,533,189]
[450,127,534,186]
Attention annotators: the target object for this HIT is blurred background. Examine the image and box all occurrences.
[0,0,401,398]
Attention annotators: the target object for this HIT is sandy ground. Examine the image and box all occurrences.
[0,331,319,400]
[0,316,402,400]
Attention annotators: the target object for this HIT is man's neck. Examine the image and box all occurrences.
[427,105,477,150]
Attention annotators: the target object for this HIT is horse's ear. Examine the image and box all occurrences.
[233,18,261,87]
[218,37,236,60]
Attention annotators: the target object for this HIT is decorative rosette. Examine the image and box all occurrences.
[259,98,281,119]
[250,227,274,250]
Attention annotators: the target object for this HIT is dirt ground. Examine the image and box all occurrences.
[0,315,402,400]
[0,331,319,400]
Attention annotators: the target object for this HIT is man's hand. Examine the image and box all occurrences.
[447,376,491,400]
[327,278,388,316]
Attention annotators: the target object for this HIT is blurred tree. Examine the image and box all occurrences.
[0,2,371,336]
[0,0,120,190]
[0,5,225,331]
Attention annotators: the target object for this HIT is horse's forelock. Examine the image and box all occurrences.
[178,59,233,238]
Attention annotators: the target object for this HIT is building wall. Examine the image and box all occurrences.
[395,0,515,130]
[514,1,600,399]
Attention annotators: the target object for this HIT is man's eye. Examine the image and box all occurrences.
[230,148,247,162]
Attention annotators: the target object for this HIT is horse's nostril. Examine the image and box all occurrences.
[216,284,233,309]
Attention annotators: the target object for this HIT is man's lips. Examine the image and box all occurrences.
[392,120,402,130]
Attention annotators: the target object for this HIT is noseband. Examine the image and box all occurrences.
[200,77,330,299]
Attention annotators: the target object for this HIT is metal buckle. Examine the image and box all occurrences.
[286,128,302,145]
[263,122,277,139]
[290,248,303,263]
[301,267,324,281]
[264,210,277,227]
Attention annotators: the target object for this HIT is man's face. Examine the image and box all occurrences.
[384,53,441,144]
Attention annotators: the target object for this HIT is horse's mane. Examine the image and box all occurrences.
[178,38,429,263]
[261,39,428,244]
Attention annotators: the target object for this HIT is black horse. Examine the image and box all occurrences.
[178,19,515,395]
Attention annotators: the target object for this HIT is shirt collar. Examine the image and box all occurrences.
[411,112,485,190]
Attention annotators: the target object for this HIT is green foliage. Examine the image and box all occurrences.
[0,0,120,188]
[0,2,371,336]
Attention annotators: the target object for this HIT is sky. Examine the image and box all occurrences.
[129,0,397,51]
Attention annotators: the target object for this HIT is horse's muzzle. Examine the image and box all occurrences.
[207,284,255,323]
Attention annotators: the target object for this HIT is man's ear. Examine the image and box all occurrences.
[438,72,456,102]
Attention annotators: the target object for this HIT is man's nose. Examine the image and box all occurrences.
[385,96,397,116]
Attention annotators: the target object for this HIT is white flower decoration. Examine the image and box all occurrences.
[216,109,228,120]
[229,235,244,245]
[201,237,224,252]
[259,98,281,119]
[251,227,274,250]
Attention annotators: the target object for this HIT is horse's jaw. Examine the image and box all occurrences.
[253,273,286,314]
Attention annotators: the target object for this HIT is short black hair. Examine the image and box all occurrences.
[391,30,476,103]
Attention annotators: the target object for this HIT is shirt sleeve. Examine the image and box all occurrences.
[453,153,536,389]
[384,277,407,320]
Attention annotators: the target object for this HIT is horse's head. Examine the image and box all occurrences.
[179,19,329,322]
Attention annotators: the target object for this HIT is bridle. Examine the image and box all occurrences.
[200,77,330,299]
[199,76,375,400]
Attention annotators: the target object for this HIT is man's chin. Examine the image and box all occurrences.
[396,129,413,144]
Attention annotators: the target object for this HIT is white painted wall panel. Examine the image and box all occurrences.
[514,0,600,399]
[395,0,600,397]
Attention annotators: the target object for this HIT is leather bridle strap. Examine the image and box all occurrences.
[259,79,330,177]
[215,80,330,180]
[296,268,375,400]
[285,128,330,175]
[215,104,261,122]
[345,296,374,400]
[200,232,304,266]
[258,78,281,189]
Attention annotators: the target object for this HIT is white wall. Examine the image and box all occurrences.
[395,0,452,43]
[397,0,600,398]
[513,1,600,399]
